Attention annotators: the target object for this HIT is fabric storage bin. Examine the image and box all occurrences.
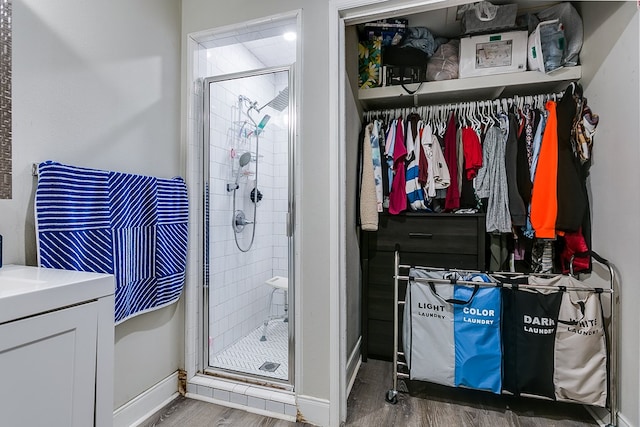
[529,276,608,407]
[403,269,456,387]
[453,274,502,394]
[403,269,502,393]
[554,289,608,406]
[459,31,528,78]
[502,286,562,399]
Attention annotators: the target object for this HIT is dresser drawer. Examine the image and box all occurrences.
[360,213,486,362]
[371,214,483,254]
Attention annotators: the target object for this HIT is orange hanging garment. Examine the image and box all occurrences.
[530,101,558,239]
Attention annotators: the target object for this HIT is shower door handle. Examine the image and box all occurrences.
[286,212,293,237]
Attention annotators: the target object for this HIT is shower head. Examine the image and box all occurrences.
[238,151,252,167]
[258,87,289,112]
[231,152,252,188]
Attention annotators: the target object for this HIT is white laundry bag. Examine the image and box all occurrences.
[554,287,608,406]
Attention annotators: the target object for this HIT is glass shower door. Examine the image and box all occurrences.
[203,67,293,384]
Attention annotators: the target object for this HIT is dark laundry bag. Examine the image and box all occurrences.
[502,286,562,399]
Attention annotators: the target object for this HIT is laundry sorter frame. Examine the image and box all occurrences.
[385,249,619,427]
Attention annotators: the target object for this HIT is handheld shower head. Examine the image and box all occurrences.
[238,152,252,168]
[227,152,253,192]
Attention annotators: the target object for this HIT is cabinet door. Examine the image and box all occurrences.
[0,302,98,427]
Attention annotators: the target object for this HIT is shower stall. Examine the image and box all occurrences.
[203,66,293,383]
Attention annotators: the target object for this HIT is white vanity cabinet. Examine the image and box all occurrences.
[0,265,115,427]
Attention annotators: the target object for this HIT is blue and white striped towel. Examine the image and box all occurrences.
[35,161,188,324]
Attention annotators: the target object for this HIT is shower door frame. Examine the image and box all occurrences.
[202,65,296,387]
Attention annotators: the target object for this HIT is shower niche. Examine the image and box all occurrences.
[203,66,293,383]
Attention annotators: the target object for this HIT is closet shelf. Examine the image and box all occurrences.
[358,66,582,110]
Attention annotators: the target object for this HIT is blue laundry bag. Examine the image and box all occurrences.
[453,274,502,394]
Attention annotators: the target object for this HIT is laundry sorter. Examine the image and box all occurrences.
[385,249,618,427]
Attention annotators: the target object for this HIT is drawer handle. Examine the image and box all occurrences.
[408,233,433,239]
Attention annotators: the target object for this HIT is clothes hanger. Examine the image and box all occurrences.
[480,101,489,127]
[438,105,447,136]
[472,101,482,132]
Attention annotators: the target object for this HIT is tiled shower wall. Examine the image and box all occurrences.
[206,45,289,357]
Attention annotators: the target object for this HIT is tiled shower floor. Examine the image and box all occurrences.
[209,319,288,380]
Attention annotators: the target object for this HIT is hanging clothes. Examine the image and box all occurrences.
[360,85,599,277]
[476,123,511,233]
[462,127,483,180]
[530,101,559,239]
[385,119,397,197]
[557,83,599,274]
[388,118,408,215]
[379,120,390,209]
[360,123,378,231]
[516,106,539,207]
[422,123,450,199]
[405,114,428,210]
[418,135,429,188]
[371,120,384,213]
[505,112,527,227]
[444,112,460,211]
[459,127,481,210]
[489,233,510,272]
[556,85,587,233]
[456,127,464,196]
[575,104,599,164]
[530,109,548,183]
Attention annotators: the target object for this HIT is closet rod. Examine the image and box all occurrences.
[396,274,614,294]
[363,89,564,122]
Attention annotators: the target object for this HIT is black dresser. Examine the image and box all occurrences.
[360,212,486,361]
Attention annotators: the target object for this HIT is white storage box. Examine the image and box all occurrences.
[459,31,528,78]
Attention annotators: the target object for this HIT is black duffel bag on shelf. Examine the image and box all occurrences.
[381,45,429,88]
[381,27,447,90]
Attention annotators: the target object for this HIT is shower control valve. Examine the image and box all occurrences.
[233,210,253,233]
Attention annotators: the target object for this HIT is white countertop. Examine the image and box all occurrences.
[0,265,115,324]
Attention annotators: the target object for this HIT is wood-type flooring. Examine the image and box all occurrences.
[144,359,598,426]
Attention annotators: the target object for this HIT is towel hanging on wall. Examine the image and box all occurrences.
[35,161,188,324]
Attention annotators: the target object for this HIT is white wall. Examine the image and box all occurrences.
[579,3,640,426]
[8,0,183,410]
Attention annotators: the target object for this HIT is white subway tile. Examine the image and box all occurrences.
[196,384,213,398]
[284,404,297,417]
[248,396,267,411]
[213,388,230,401]
[265,400,285,414]
[229,392,248,406]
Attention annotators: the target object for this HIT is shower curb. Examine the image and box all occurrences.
[186,374,297,421]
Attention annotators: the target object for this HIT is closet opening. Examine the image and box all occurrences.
[334,1,630,426]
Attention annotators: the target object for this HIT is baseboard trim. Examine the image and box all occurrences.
[346,338,362,397]
[297,394,330,426]
[113,371,179,427]
[616,412,633,427]
[584,405,631,427]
